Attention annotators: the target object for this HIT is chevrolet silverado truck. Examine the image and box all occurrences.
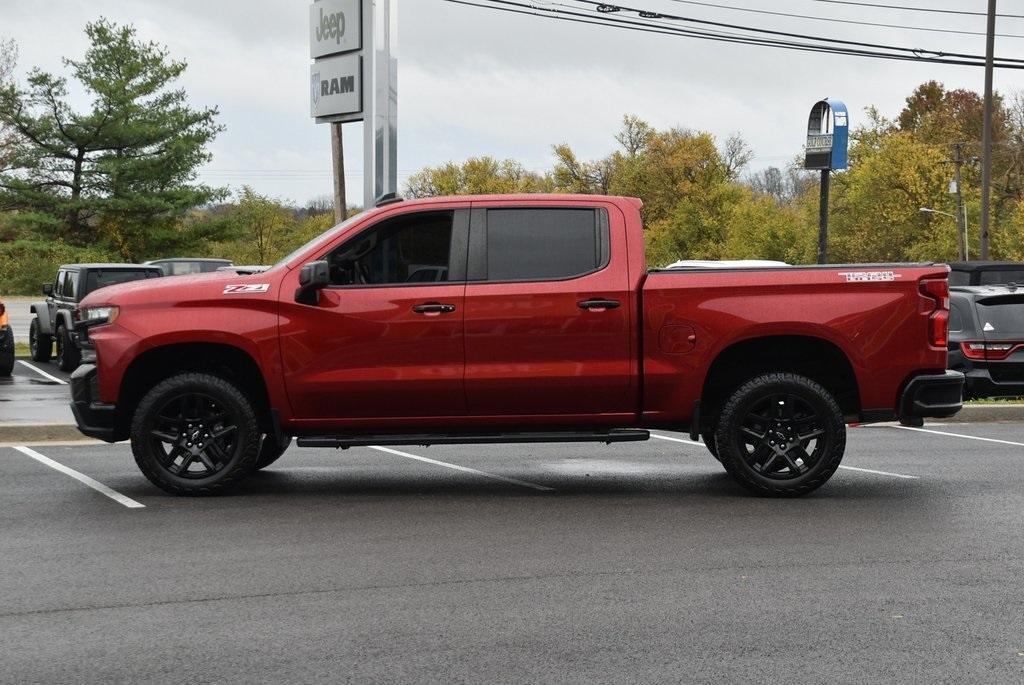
[70,194,964,497]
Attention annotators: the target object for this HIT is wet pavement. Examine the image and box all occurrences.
[0,358,73,424]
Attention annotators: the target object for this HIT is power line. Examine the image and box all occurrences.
[571,1,1024,64]
[807,0,1024,20]
[444,0,992,66]
[662,0,1024,39]
[470,0,1024,68]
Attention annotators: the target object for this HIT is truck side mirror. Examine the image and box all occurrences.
[42,283,53,296]
[295,260,330,305]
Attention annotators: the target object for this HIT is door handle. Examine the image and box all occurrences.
[578,299,621,311]
[412,302,456,314]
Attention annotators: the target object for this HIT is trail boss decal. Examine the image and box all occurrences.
[838,271,903,283]
[224,284,270,294]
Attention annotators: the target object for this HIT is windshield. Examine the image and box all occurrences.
[274,213,366,268]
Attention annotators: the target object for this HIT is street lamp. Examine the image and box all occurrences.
[920,207,968,261]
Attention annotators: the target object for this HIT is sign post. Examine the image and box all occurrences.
[804,99,848,264]
[310,0,397,212]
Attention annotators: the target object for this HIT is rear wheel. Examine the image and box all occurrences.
[715,373,845,497]
[131,373,260,495]
[29,318,52,362]
[55,324,81,371]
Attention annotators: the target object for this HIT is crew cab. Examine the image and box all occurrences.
[70,195,963,497]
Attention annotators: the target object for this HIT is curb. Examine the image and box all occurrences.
[933,404,1024,423]
[1,405,1022,444]
[0,424,90,444]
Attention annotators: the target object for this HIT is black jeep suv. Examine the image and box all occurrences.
[949,283,1024,399]
[29,264,163,371]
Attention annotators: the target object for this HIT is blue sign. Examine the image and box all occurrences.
[805,99,849,171]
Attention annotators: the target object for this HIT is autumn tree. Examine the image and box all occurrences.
[405,157,553,197]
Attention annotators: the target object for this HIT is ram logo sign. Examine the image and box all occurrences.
[310,53,363,120]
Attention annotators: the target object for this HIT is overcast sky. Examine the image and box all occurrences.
[4,0,1024,206]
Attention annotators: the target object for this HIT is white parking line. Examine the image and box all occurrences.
[650,433,705,447]
[11,446,145,509]
[836,465,919,480]
[16,360,68,385]
[883,425,1024,448]
[651,432,919,479]
[369,446,554,492]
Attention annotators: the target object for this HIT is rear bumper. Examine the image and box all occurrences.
[899,370,964,422]
[70,363,122,442]
[949,351,1024,399]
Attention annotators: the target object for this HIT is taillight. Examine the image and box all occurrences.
[961,341,1022,361]
[920,278,950,348]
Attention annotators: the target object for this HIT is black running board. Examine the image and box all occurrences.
[297,429,650,449]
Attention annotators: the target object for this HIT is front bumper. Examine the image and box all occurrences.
[70,363,121,442]
[899,370,964,424]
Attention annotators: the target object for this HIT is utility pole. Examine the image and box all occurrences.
[980,0,997,260]
[817,169,830,264]
[330,122,346,222]
[950,143,969,261]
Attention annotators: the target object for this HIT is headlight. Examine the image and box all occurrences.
[81,306,120,325]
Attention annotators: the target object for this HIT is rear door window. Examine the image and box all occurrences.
[479,208,609,281]
[63,271,77,300]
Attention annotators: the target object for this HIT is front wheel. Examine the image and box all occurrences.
[715,373,846,497]
[131,373,260,495]
[29,318,52,362]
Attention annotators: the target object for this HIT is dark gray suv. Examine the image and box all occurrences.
[949,284,1024,399]
[29,264,163,371]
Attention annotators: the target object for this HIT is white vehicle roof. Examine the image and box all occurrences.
[664,259,790,270]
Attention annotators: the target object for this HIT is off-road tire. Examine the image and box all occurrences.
[55,324,81,372]
[715,373,845,497]
[255,433,291,470]
[29,318,52,362]
[131,373,260,496]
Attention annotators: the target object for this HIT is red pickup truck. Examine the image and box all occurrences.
[71,195,963,497]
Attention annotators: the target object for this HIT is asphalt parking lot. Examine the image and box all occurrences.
[2,416,1024,683]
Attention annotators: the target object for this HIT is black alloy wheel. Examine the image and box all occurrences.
[148,393,240,479]
[715,373,845,497]
[131,373,260,495]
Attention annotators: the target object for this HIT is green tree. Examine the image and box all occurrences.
[0,19,224,252]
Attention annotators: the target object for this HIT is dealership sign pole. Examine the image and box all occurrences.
[804,99,848,264]
[310,0,397,211]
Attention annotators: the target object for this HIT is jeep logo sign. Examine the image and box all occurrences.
[310,53,363,120]
[309,0,361,58]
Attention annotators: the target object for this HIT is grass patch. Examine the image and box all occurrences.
[14,341,29,357]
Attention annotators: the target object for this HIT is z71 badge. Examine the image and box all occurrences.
[223,284,270,294]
